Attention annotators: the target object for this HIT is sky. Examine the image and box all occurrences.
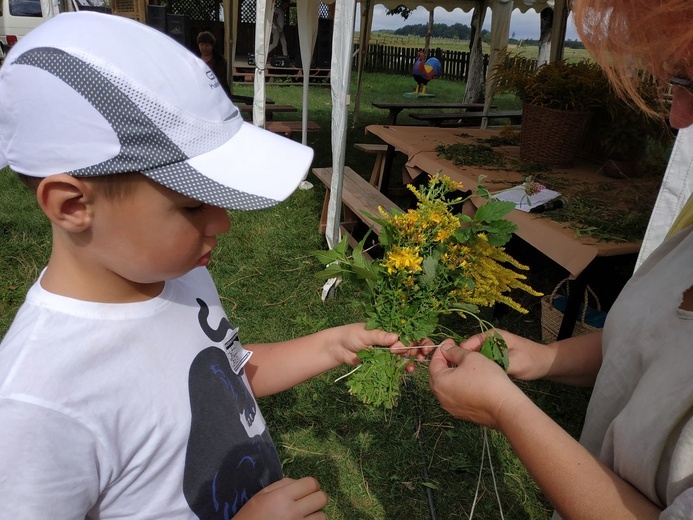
[361,5,580,41]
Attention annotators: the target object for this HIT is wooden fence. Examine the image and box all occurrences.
[353,44,490,82]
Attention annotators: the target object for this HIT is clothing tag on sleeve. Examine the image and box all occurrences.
[224,328,252,374]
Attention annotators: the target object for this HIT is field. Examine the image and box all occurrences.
[0,70,613,519]
[361,31,593,63]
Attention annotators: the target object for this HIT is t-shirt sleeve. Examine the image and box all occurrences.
[661,488,693,520]
[0,399,101,519]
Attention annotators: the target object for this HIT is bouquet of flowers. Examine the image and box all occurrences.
[314,173,541,408]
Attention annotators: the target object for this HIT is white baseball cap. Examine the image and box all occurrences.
[0,11,314,211]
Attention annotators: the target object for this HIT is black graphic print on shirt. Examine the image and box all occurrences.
[183,298,283,519]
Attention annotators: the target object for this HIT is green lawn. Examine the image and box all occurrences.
[0,71,602,519]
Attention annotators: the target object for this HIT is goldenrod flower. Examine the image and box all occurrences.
[316,173,543,408]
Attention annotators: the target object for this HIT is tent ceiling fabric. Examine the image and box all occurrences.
[371,0,555,14]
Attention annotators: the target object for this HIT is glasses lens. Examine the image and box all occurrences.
[669,76,693,90]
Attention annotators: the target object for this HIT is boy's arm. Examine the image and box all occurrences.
[243,323,399,398]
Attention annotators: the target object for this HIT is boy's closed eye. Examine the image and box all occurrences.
[184,203,207,214]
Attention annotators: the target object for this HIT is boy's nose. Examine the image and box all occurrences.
[206,205,231,236]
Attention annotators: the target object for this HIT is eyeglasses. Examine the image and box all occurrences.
[668,76,693,94]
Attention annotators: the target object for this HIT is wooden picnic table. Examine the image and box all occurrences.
[230,94,275,105]
[239,104,297,120]
[371,101,490,125]
[365,124,648,339]
[408,109,523,127]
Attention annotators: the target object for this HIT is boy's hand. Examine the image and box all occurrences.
[336,323,400,365]
[389,336,435,372]
[336,323,433,373]
[235,477,328,519]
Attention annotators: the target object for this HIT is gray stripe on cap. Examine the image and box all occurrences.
[15,47,278,210]
[142,162,279,210]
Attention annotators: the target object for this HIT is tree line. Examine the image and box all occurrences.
[388,23,585,49]
[392,23,486,41]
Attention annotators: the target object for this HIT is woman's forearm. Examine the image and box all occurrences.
[543,332,603,386]
[497,392,660,520]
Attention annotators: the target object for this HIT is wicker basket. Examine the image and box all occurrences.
[540,278,603,344]
[520,102,592,165]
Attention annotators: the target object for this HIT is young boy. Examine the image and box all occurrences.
[0,12,407,519]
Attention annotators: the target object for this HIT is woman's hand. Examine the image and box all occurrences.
[428,339,527,429]
[459,329,554,381]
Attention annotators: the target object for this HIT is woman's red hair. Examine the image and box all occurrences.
[574,0,693,112]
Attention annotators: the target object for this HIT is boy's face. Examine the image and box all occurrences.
[87,175,231,287]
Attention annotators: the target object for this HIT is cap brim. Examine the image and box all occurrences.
[143,122,314,211]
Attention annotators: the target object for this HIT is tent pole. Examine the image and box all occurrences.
[352,0,373,126]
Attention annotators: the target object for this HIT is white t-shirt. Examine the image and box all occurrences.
[554,225,693,519]
[0,267,282,519]
[273,6,285,30]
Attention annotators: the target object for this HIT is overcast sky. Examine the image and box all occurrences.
[359,5,580,41]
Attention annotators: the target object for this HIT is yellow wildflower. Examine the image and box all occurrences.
[382,245,423,274]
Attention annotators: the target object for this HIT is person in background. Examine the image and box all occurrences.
[267,0,289,58]
[428,1,693,518]
[197,30,230,97]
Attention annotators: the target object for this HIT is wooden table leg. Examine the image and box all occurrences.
[380,144,396,196]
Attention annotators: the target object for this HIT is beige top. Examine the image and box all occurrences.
[556,224,693,518]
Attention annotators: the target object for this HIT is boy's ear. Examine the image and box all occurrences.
[36,174,95,233]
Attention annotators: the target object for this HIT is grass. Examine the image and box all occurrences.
[0,70,623,519]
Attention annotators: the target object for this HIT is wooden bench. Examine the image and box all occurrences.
[265,120,321,137]
[409,110,523,127]
[239,104,298,120]
[354,143,388,189]
[280,120,321,133]
[312,166,402,256]
[263,122,293,137]
[371,102,491,125]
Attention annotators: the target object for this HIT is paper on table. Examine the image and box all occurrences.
[493,186,561,212]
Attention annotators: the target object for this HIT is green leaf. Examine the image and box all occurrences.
[421,482,439,490]
[479,331,509,371]
[474,199,515,223]
[479,219,517,246]
[315,263,348,280]
[420,255,438,287]
[312,249,342,265]
[447,302,480,315]
[353,264,377,281]
[345,349,408,409]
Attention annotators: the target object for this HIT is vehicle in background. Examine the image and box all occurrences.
[0,0,43,54]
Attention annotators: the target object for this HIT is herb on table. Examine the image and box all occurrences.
[436,143,507,169]
[314,174,542,408]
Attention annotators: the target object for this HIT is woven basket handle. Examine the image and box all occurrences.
[550,278,601,324]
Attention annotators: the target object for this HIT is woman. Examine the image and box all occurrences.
[197,30,230,97]
[428,1,693,518]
